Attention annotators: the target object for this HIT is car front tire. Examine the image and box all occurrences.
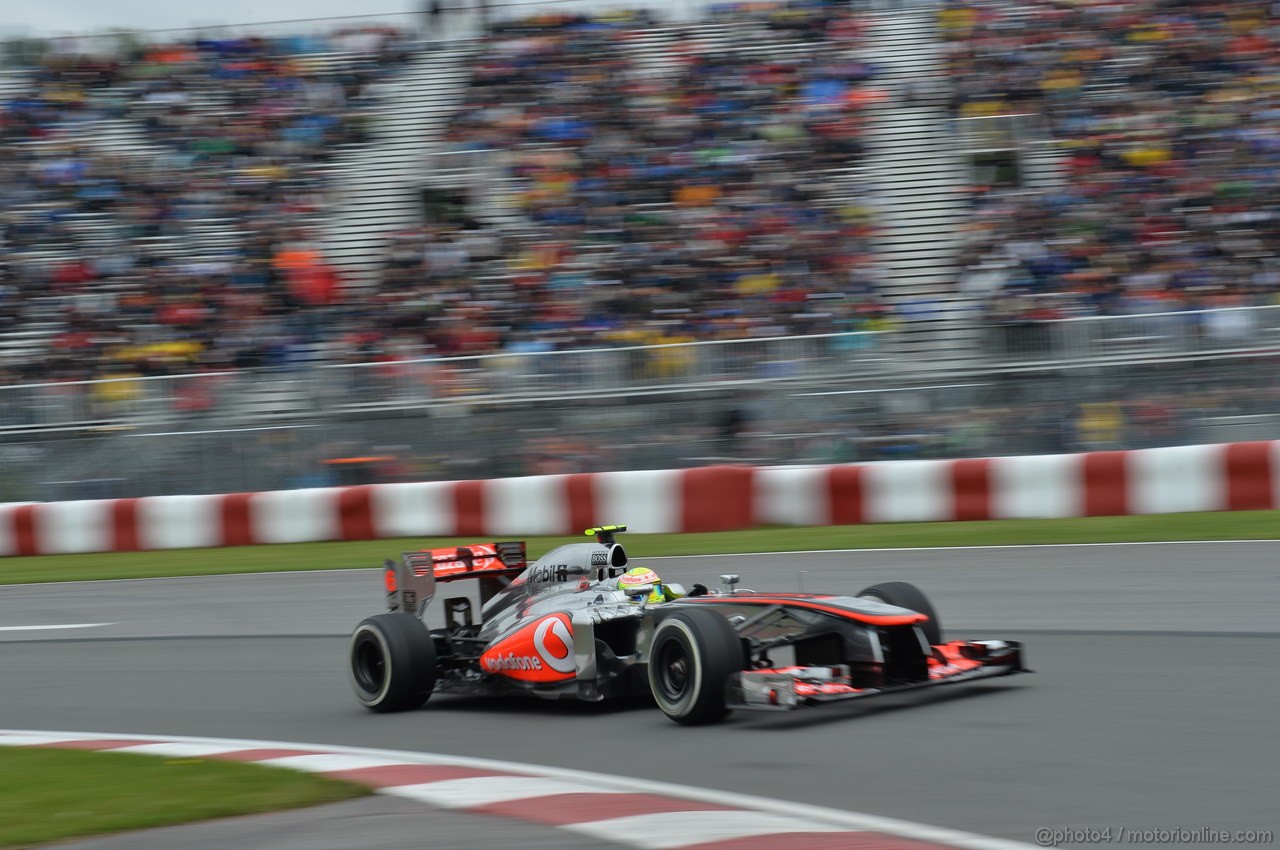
[648,608,743,726]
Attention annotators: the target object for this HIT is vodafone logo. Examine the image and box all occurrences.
[479,613,576,681]
[483,653,543,673]
[533,615,575,674]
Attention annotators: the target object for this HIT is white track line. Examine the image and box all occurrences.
[564,810,851,849]
[0,733,94,746]
[113,742,256,758]
[389,776,615,808]
[0,728,1039,850]
[259,753,422,772]
[0,622,114,631]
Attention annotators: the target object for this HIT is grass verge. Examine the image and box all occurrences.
[0,747,368,849]
[1,510,1277,585]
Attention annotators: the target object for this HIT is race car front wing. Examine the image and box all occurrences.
[728,640,1029,711]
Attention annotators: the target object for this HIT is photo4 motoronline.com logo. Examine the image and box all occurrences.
[1035,827,1274,847]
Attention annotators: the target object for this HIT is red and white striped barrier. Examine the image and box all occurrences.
[2,442,1276,557]
[756,441,1278,525]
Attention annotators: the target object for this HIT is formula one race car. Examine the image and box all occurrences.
[347,526,1028,725]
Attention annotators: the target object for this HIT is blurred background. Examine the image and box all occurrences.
[4,0,1280,501]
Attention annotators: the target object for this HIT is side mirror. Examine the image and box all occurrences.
[719,574,740,595]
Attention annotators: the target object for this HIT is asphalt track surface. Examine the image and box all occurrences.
[3,542,1279,848]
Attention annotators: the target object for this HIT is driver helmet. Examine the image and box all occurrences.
[617,566,664,604]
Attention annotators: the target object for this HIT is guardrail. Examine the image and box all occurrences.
[6,305,1280,435]
[0,330,897,434]
[309,330,897,412]
[983,305,1280,364]
[953,112,1050,153]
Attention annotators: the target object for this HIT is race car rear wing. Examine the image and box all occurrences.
[386,541,527,616]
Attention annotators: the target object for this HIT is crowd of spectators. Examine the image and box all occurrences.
[365,4,894,359]
[943,0,1280,325]
[12,2,1280,498]
[12,0,1280,390]
[0,4,895,387]
[0,27,411,384]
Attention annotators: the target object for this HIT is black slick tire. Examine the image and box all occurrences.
[648,607,743,726]
[348,613,437,712]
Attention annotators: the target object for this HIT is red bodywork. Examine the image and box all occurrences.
[737,640,1022,709]
[928,641,987,679]
[478,612,577,683]
[408,542,526,581]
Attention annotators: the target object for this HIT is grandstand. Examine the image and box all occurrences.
[0,27,414,375]
[946,0,1280,326]
[4,0,1280,501]
[3,4,964,377]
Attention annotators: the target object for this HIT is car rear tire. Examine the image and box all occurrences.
[648,608,744,726]
[348,613,437,712]
[858,581,943,646]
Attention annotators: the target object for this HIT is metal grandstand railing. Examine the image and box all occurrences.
[984,305,1280,366]
[953,113,1049,153]
[316,329,900,410]
[0,330,899,434]
[6,305,1280,436]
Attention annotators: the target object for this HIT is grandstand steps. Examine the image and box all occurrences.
[12,79,161,160]
[853,10,979,359]
[0,323,61,369]
[0,70,29,102]
[67,116,159,159]
[621,27,680,77]
[320,44,477,290]
[1022,144,1067,189]
[859,176,964,193]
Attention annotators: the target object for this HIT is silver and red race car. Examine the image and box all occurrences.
[348,526,1028,725]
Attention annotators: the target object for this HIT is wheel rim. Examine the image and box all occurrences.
[352,632,386,695]
[655,637,691,704]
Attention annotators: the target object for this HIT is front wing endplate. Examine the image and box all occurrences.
[728,640,1029,711]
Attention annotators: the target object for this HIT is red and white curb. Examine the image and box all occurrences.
[0,730,1037,850]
